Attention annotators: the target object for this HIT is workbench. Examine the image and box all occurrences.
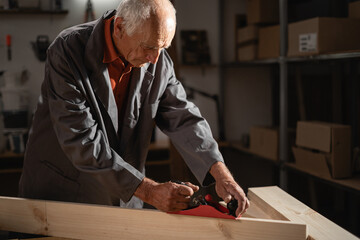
[0,186,358,240]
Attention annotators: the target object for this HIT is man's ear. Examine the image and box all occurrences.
[114,17,125,38]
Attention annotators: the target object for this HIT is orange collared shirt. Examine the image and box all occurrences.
[103,16,133,122]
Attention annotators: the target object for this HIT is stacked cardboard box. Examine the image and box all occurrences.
[249,126,278,161]
[246,0,279,25]
[236,0,279,61]
[292,121,352,179]
[288,17,360,57]
[258,25,280,59]
[249,126,295,162]
[236,25,259,61]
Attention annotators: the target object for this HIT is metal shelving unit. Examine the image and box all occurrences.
[218,0,360,190]
[217,0,290,189]
[218,1,360,236]
[278,0,288,190]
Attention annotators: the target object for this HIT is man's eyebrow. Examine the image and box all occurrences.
[142,42,171,49]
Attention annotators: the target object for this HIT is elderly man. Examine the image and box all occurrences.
[19,0,249,217]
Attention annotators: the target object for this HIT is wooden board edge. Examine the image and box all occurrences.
[248,186,359,240]
[247,187,289,221]
[0,196,307,240]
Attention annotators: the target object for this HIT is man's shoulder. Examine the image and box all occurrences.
[157,49,174,70]
[48,20,100,56]
[58,21,96,43]
[58,10,115,43]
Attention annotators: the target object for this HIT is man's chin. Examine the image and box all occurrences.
[137,63,147,68]
[130,60,149,68]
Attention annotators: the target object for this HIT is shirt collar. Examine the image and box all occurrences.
[103,16,121,64]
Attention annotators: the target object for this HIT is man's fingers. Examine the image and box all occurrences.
[177,185,194,196]
[223,194,232,203]
[246,199,250,210]
[234,193,249,217]
[184,182,200,192]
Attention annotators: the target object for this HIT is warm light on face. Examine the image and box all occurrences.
[112,13,175,67]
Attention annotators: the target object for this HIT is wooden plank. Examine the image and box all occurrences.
[10,238,74,240]
[0,196,306,240]
[219,200,274,220]
[0,197,47,235]
[248,186,359,240]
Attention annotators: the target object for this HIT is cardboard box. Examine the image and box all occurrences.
[288,17,360,57]
[249,126,296,162]
[250,126,278,162]
[246,0,279,24]
[295,121,352,178]
[292,147,332,179]
[258,25,280,59]
[349,1,360,19]
[237,25,259,45]
[237,43,257,61]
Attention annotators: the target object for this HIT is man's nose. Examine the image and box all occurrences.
[146,49,160,64]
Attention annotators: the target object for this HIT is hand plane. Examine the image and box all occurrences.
[170,181,239,219]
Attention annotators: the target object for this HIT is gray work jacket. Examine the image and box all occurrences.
[19,10,224,207]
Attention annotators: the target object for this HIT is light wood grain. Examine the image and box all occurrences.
[0,197,47,235]
[248,186,359,240]
[0,195,306,240]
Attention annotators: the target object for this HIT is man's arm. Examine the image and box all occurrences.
[142,51,248,214]
[209,161,250,217]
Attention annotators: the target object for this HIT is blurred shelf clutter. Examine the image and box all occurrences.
[0,0,66,13]
[0,70,30,155]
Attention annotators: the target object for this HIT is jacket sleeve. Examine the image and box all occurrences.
[44,36,144,202]
[154,51,224,186]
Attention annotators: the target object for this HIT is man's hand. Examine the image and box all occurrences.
[134,177,199,212]
[210,162,250,218]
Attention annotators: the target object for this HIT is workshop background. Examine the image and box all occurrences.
[0,0,359,238]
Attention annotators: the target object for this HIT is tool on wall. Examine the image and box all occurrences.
[31,35,50,62]
[0,71,4,86]
[54,0,62,11]
[84,0,95,22]
[6,35,11,61]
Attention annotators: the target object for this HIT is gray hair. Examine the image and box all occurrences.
[116,0,176,36]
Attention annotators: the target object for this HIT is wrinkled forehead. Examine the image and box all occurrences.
[141,15,176,48]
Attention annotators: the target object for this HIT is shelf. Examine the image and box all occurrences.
[230,141,280,165]
[0,168,22,174]
[225,51,360,67]
[286,51,360,62]
[224,58,279,67]
[0,151,24,159]
[0,9,68,15]
[230,142,360,193]
[180,64,218,69]
[286,163,360,193]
